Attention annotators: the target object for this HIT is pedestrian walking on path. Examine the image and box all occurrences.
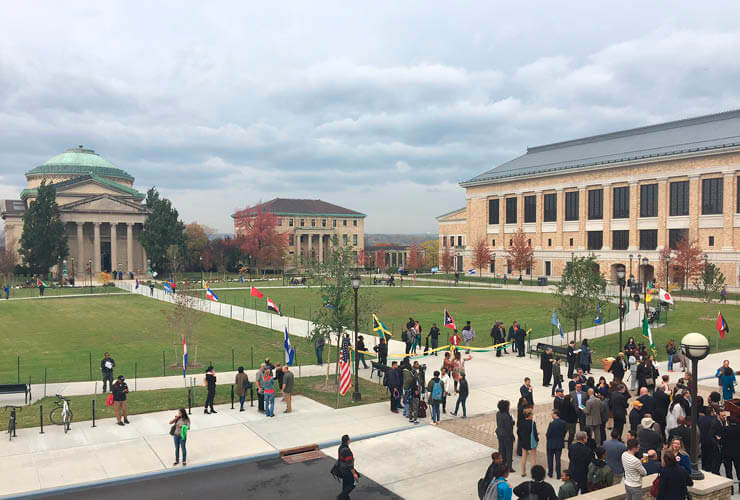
[111,375,130,426]
[203,366,217,414]
[336,434,359,500]
[235,367,250,411]
[169,408,190,467]
[101,352,115,393]
[461,321,475,354]
[427,370,443,425]
[452,373,468,418]
[496,399,515,474]
[356,335,368,369]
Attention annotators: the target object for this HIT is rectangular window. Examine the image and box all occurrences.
[587,231,603,250]
[543,193,556,222]
[708,235,715,247]
[277,218,282,226]
[640,184,658,217]
[288,234,294,246]
[547,238,552,247]
[490,259,495,273]
[565,191,579,221]
[352,234,358,246]
[343,220,347,226]
[488,199,499,225]
[524,195,536,223]
[702,177,723,214]
[505,197,517,224]
[311,219,316,227]
[333,219,336,227]
[300,219,304,227]
[353,220,357,227]
[343,234,348,244]
[669,228,687,250]
[588,189,603,220]
[492,239,496,246]
[670,181,689,216]
[289,218,294,227]
[322,219,326,227]
[442,237,447,247]
[639,229,658,250]
[457,236,463,247]
[612,186,630,219]
[449,236,455,247]
[569,238,573,247]
[545,261,551,276]
[612,230,629,250]
[737,177,740,213]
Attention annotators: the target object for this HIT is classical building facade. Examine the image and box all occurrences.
[1,146,149,277]
[232,198,366,266]
[439,109,740,286]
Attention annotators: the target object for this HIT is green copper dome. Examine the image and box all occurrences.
[26,146,134,182]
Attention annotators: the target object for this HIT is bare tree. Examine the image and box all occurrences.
[165,283,205,371]
[0,239,18,286]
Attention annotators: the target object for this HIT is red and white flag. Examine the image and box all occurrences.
[339,335,352,395]
[251,286,264,298]
[444,309,456,330]
[267,297,281,316]
[659,288,674,305]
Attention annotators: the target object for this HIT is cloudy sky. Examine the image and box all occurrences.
[2,2,740,234]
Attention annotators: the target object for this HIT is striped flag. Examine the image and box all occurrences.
[284,327,295,366]
[642,315,654,348]
[267,297,282,316]
[372,313,392,340]
[717,312,730,339]
[182,336,188,378]
[205,288,219,302]
[339,335,352,396]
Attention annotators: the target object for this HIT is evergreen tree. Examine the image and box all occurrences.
[19,181,68,278]
[139,187,185,273]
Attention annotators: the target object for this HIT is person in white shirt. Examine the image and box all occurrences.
[440,367,453,414]
[621,438,647,500]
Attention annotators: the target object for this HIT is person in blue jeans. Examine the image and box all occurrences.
[666,340,676,371]
[452,373,469,418]
[314,335,325,366]
[3,284,9,299]
[261,369,276,417]
[427,370,444,425]
[169,408,190,466]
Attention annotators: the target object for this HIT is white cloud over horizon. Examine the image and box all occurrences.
[2,2,740,233]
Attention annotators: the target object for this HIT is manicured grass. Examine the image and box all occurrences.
[214,286,620,346]
[428,273,544,287]
[588,301,740,360]
[2,285,127,299]
[0,295,335,384]
[0,375,388,431]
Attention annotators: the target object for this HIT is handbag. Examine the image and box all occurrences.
[169,416,179,436]
[330,460,342,479]
[106,393,114,407]
[646,377,655,386]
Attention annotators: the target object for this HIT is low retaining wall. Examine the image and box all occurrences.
[579,472,732,500]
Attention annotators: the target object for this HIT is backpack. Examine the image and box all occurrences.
[482,478,509,500]
[518,481,538,500]
[402,331,408,343]
[432,380,443,401]
[418,400,427,418]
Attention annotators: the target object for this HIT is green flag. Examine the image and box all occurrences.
[642,315,654,348]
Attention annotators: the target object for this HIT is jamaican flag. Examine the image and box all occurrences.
[372,313,392,340]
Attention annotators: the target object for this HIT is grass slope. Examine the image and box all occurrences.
[0,295,334,384]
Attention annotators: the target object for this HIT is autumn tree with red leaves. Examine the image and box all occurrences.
[471,237,491,276]
[506,229,534,277]
[441,246,453,274]
[406,243,423,272]
[356,249,366,268]
[673,237,704,289]
[233,203,288,273]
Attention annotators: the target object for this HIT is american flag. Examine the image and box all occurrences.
[339,335,352,396]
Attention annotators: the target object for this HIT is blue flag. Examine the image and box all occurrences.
[552,311,564,338]
[283,328,295,366]
[594,304,602,325]
[240,274,245,284]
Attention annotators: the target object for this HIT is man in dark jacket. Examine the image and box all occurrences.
[668,416,691,451]
[520,377,534,406]
[722,415,740,482]
[653,387,670,439]
[373,338,388,367]
[638,417,662,454]
[608,353,626,384]
[546,409,567,479]
[541,348,554,386]
[515,324,526,357]
[508,322,518,353]
[428,323,440,355]
[568,431,593,493]
[610,385,629,439]
[699,406,722,473]
[637,387,656,417]
[100,352,115,393]
[387,361,402,413]
[111,375,129,426]
[204,366,217,414]
[566,340,577,379]
[513,465,557,500]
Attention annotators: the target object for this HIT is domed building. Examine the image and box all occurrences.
[1,146,150,277]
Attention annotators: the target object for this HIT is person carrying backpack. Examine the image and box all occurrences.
[587,446,614,491]
[513,464,557,500]
[482,463,512,500]
[427,370,444,425]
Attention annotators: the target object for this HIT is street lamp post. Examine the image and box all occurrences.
[351,274,361,402]
[616,265,626,352]
[71,257,75,284]
[200,256,204,299]
[642,257,649,316]
[88,259,93,293]
[492,252,496,281]
[636,254,641,285]
[628,254,633,283]
[681,332,710,481]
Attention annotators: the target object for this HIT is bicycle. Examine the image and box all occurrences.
[4,406,22,441]
[49,394,73,433]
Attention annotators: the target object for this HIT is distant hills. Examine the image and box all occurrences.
[365,233,437,247]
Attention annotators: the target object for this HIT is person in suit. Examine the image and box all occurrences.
[560,393,579,449]
[520,377,534,406]
[570,383,589,431]
[566,340,577,379]
[546,409,567,479]
[541,347,554,386]
[699,405,722,474]
[610,384,630,439]
[653,387,671,440]
[515,325,527,357]
[568,431,594,493]
[496,399,516,473]
[637,387,656,417]
[585,388,604,445]
[508,321,519,353]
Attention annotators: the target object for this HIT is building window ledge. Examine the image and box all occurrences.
[699,214,724,229]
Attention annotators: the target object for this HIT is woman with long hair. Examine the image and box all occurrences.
[517,408,538,477]
[656,450,693,499]
[495,400,515,473]
[169,408,190,466]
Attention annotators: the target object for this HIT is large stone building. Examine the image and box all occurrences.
[1,146,149,277]
[232,198,366,266]
[439,109,740,286]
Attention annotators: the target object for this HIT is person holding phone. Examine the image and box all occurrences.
[169,408,190,466]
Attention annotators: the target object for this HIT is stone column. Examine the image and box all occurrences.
[629,182,639,250]
[297,233,302,264]
[110,223,117,274]
[76,222,84,275]
[723,172,735,251]
[689,175,700,241]
[601,184,611,250]
[657,179,668,250]
[127,223,134,272]
[319,233,324,264]
[93,222,101,274]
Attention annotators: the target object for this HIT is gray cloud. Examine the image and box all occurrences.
[2,2,740,233]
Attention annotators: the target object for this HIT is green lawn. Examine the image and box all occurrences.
[1,375,388,431]
[0,295,335,384]
[213,286,620,346]
[2,285,127,299]
[588,301,740,360]
[426,273,544,287]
